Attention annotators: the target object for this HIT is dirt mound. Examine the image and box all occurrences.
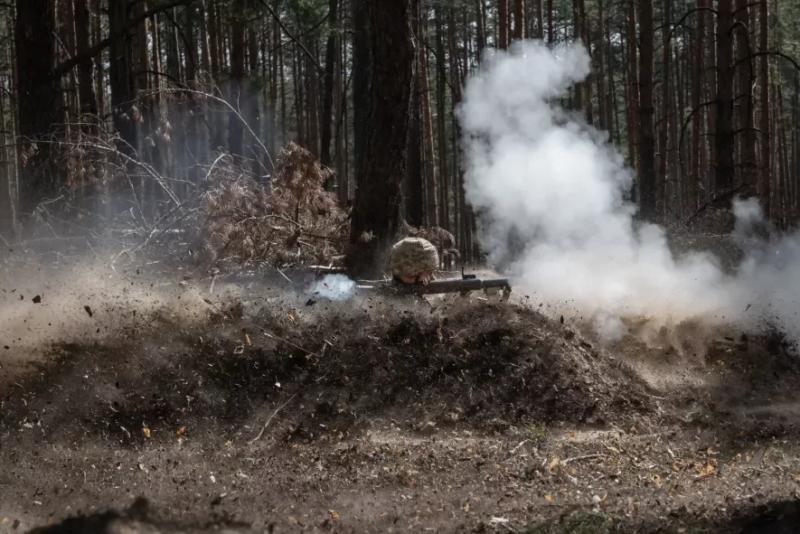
[27,497,251,534]
[0,300,652,447]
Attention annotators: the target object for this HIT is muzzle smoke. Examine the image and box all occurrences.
[459,41,800,344]
[309,274,357,302]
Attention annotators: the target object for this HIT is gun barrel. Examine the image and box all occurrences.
[395,277,511,295]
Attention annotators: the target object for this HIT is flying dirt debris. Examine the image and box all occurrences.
[4,2,800,528]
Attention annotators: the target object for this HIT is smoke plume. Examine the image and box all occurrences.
[459,41,800,344]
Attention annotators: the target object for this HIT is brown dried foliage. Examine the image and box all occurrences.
[199,143,348,267]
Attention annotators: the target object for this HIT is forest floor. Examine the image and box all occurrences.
[2,241,800,533]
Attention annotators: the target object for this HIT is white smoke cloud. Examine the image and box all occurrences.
[458,41,800,344]
[308,274,357,302]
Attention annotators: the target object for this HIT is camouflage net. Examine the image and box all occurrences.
[199,143,348,267]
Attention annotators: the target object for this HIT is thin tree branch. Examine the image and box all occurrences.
[52,0,200,78]
[253,0,324,73]
[734,50,800,72]
[669,7,719,40]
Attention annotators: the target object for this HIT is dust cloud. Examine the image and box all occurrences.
[459,41,799,344]
[0,259,215,362]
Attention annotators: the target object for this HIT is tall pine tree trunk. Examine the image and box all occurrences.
[74,0,98,127]
[689,0,706,212]
[512,0,525,41]
[625,0,640,174]
[15,0,63,215]
[659,0,672,216]
[734,0,756,194]
[498,0,509,49]
[637,0,657,219]
[346,0,417,278]
[434,7,450,230]
[757,0,770,216]
[714,0,735,195]
[109,0,138,157]
[320,0,339,167]
[405,0,424,226]
[419,13,438,227]
[229,0,245,157]
[0,79,15,238]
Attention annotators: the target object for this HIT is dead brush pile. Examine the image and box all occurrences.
[199,143,348,267]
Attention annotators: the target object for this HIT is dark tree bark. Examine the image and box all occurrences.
[734,0,756,194]
[757,0,770,216]
[658,0,673,215]
[434,6,450,230]
[320,0,339,167]
[512,0,525,41]
[498,0,509,49]
[0,78,15,238]
[92,0,105,117]
[578,0,591,123]
[108,0,139,157]
[229,0,246,156]
[74,0,98,124]
[15,0,64,215]
[714,0,735,195]
[637,0,657,219]
[596,0,608,131]
[346,0,417,278]
[476,0,486,54]
[405,0,424,227]
[419,12,438,227]
[625,0,639,173]
[689,0,707,212]
[304,37,320,157]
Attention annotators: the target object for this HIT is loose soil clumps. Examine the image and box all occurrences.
[0,300,652,447]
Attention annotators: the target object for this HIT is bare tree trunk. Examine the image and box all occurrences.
[405,0,424,226]
[578,0,591,123]
[434,6,450,230]
[59,0,78,141]
[346,0,417,278]
[208,0,221,80]
[512,0,525,41]
[596,0,608,131]
[658,0,672,216]
[498,0,509,49]
[714,0,735,195]
[534,0,544,39]
[268,0,281,160]
[74,0,98,126]
[229,0,245,156]
[334,10,347,202]
[0,76,15,239]
[420,12,438,227]
[775,84,787,225]
[108,0,139,158]
[757,0,770,216]
[624,10,639,172]
[91,0,105,118]
[638,0,657,219]
[689,0,706,212]
[320,0,339,166]
[305,38,320,157]
[734,0,756,195]
[16,0,64,215]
